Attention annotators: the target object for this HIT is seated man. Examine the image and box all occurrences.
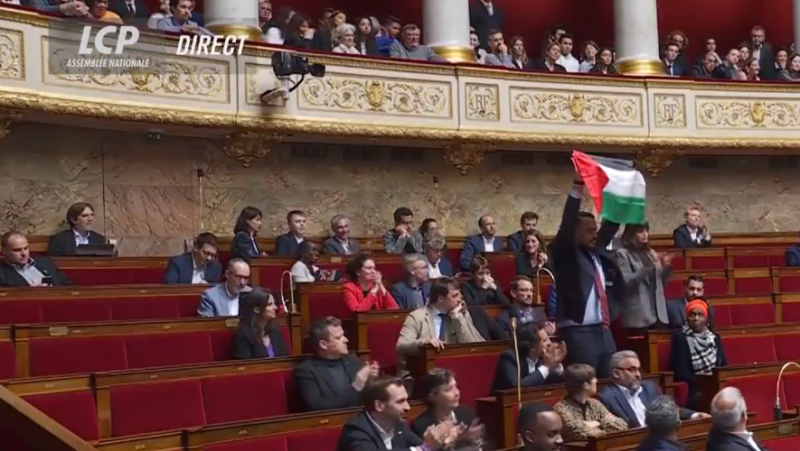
[554,364,628,441]
[157,0,213,35]
[598,351,706,428]
[0,231,71,287]
[390,253,431,309]
[460,256,510,306]
[497,275,551,333]
[706,387,764,451]
[424,234,453,278]
[47,202,107,256]
[507,211,540,252]
[163,232,221,284]
[197,258,251,317]
[389,24,445,62]
[322,214,361,255]
[294,316,378,412]
[637,396,685,451]
[274,210,306,257]
[383,207,424,254]
[396,278,485,376]
[492,321,566,391]
[458,214,503,272]
[518,402,564,451]
[666,276,715,328]
[672,206,711,248]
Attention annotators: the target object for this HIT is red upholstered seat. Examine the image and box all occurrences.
[672,381,688,407]
[130,268,168,284]
[0,341,16,379]
[779,276,800,293]
[712,306,733,327]
[201,371,290,424]
[762,436,800,451]
[256,265,288,293]
[125,331,214,369]
[732,255,771,268]
[657,342,671,372]
[491,258,516,289]
[378,264,406,285]
[669,256,686,271]
[176,295,203,317]
[29,336,128,377]
[204,436,288,451]
[703,278,729,296]
[664,280,684,299]
[728,303,775,325]
[773,334,800,361]
[690,256,726,270]
[308,291,350,323]
[0,301,43,325]
[730,375,784,424]
[286,427,342,451]
[0,421,37,451]
[366,321,404,375]
[110,379,206,436]
[781,303,800,323]
[24,390,100,441]
[722,336,776,366]
[208,329,236,361]
[41,299,113,323]
[110,297,182,321]
[435,354,500,407]
[779,372,800,409]
[733,277,772,295]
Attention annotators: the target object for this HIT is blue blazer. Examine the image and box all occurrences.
[459,234,504,272]
[430,257,454,278]
[163,252,221,284]
[597,380,695,428]
[506,231,524,252]
[274,233,303,257]
[389,280,431,309]
[197,284,251,317]
[787,244,800,267]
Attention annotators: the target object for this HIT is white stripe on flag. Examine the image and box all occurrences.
[601,164,646,198]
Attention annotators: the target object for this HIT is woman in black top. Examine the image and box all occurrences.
[515,231,549,277]
[230,206,264,261]
[354,16,379,56]
[532,42,567,73]
[411,368,483,446]
[282,14,312,49]
[461,256,510,306]
[232,287,290,359]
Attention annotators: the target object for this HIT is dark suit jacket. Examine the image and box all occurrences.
[669,330,727,397]
[163,252,222,284]
[410,405,475,438]
[754,42,775,80]
[531,59,567,72]
[550,193,621,324]
[597,381,695,428]
[691,64,713,78]
[311,26,333,51]
[514,252,542,277]
[637,435,690,451]
[108,0,150,19]
[459,234,503,272]
[293,354,364,411]
[468,305,509,341]
[336,411,423,451]
[469,0,504,51]
[512,58,534,70]
[231,325,289,360]
[506,230,525,252]
[713,63,738,80]
[230,231,260,261]
[706,426,768,451]
[461,280,510,306]
[46,229,107,256]
[274,233,303,257]
[496,304,547,333]
[663,60,685,76]
[666,298,715,329]
[390,280,431,310]
[492,348,563,392]
[672,224,712,249]
[786,244,800,267]
[190,11,204,26]
[0,258,72,287]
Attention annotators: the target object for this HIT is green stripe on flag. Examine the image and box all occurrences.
[600,191,646,224]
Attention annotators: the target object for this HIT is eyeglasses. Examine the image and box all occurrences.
[618,366,641,373]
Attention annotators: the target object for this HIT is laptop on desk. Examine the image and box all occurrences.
[75,243,116,257]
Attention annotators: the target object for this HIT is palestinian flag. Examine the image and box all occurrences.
[571,150,646,224]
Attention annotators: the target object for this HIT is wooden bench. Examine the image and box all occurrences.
[0,327,14,380]
[564,415,713,451]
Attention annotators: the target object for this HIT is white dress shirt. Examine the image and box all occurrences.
[366,413,424,451]
[526,357,563,380]
[732,430,762,451]
[291,260,318,283]
[428,260,442,279]
[191,259,206,285]
[481,0,493,16]
[224,285,239,316]
[557,53,580,72]
[617,384,646,427]
[483,236,495,252]
[74,230,90,246]
[336,237,351,254]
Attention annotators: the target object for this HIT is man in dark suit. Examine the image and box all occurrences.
[390,254,431,309]
[750,26,775,80]
[663,42,685,77]
[598,351,704,428]
[691,52,718,78]
[323,214,361,255]
[550,169,621,378]
[496,276,550,334]
[713,48,742,80]
[458,214,503,272]
[336,375,458,451]
[666,276,714,328]
[108,0,150,21]
[274,210,306,257]
[163,232,222,284]
[424,235,453,278]
[294,316,377,412]
[637,396,690,451]
[492,321,566,392]
[506,212,539,252]
[706,387,767,451]
[0,232,71,287]
[469,0,504,52]
[47,202,108,256]
[785,231,800,267]
[518,402,564,451]
[672,206,712,248]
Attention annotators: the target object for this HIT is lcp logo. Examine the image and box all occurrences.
[77,25,140,55]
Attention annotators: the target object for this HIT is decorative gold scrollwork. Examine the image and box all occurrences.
[512,90,639,125]
[299,77,449,116]
[443,142,495,175]
[223,132,283,168]
[635,148,683,177]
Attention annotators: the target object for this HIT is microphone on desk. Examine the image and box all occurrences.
[775,361,800,420]
[279,270,295,314]
[433,176,440,221]
[510,316,522,409]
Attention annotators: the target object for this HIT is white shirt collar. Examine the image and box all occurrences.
[616,383,642,398]
[366,412,394,442]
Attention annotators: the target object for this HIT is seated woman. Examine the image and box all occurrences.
[460,256,510,306]
[342,253,398,312]
[232,287,289,359]
[514,231,549,277]
[230,206,265,261]
[47,202,107,256]
[669,299,727,410]
[291,241,321,283]
[554,364,628,442]
[411,368,482,445]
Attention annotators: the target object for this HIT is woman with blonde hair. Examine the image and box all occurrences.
[509,36,533,70]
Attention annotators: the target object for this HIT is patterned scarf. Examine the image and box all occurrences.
[682,324,717,375]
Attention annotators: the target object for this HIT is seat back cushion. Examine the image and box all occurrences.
[29,336,128,377]
[125,331,214,369]
[110,379,206,437]
[24,390,100,441]
[201,371,290,424]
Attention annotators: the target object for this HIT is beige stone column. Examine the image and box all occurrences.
[423,0,475,62]
[614,0,664,75]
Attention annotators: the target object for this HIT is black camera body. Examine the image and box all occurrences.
[271,52,326,78]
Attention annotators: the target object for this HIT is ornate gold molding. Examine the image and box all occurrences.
[0,109,21,139]
[465,83,500,121]
[223,132,283,167]
[635,148,683,177]
[696,98,800,129]
[0,27,24,80]
[443,142,495,175]
[654,94,686,128]
[511,89,642,126]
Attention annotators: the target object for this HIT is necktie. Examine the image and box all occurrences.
[592,255,611,328]
[438,313,448,341]
[127,2,135,16]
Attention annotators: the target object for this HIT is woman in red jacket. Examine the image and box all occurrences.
[342,253,398,311]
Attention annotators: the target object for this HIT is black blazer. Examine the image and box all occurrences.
[46,229,107,256]
[669,330,727,397]
[506,230,524,252]
[550,194,621,324]
[163,252,222,284]
[108,0,150,19]
[230,231,260,261]
[597,380,695,428]
[337,411,423,451]
[672,224,712,249]
[274,233,303,257]
[461,280,510,306]
[662,60,685,76]
[468,0,504,51]
[712,63,738,80]
[293,354,364,411]
[491,348,563,392]
[706,426,768,451]
[514,252,540,277]
[231,324,290,360]
[666,298,715,329]
[531,59,567,73]
[468,305,509,341]
[311,27,333,51]
[512,57,534,70]
[0,258,72,287]
[755,42,776,80]
[410,405,475,438]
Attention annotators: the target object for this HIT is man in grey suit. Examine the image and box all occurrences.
[197,258,252,317]
[322,214,361,255]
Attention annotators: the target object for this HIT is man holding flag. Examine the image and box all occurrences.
[550,151,646,378]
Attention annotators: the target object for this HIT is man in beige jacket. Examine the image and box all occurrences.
[396,277,485,376]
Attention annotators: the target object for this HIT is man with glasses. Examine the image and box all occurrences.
[597,351,707,428]
[390,254,431,309]
[197,258,252,317]
[164,232,222,284]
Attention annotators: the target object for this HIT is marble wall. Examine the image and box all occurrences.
[1,123,800,255]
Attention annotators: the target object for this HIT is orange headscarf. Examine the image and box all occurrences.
[685,299,709,318]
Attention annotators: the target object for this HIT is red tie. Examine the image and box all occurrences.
[592,257,611,328]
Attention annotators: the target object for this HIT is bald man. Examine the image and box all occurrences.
[459,214,503,272]
[0,231,71,287]
[197,258,252,317]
